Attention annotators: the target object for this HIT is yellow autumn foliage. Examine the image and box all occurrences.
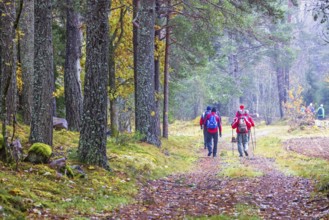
[284,86,304,116]
[284,86,314,128]
[16,62,23,94]
[109,0,167,100]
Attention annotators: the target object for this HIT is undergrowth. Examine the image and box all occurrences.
[0,121,199,219]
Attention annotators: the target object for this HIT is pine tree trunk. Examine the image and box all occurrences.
[228,51,240,118]
[133,0,138,129]
[275,44,285,119]
[109,42,119,137]
[0,0,16,124]
[0,0,16,159]
[135,0,161,146]
[154,0,162,138]
[29,0,54,146]
[154,34,161,138]
[19,0,34,125]
[163,0,171,138]
[64,0,83,131]
[276,66,285,118]
[78,0,110,170]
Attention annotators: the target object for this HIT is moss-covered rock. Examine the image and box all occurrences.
[25,143,52,164]
[59,165,74,178]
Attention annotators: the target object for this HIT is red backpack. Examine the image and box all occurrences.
[238,116,248,132]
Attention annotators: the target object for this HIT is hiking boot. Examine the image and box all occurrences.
[239,155,243,157]
[244,150,249,156]
[213,155,217,157]
[208,152,212,156]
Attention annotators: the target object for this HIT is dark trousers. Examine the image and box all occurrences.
[206,131,218,156]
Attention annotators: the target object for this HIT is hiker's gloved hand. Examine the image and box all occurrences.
[200,125,203,130]
[219,132,222,137]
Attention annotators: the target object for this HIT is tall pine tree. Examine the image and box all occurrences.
[29,0,54,146]
[78,0,110,169]
[134,0,161,146]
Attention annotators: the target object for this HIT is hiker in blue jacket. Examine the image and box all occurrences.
[204,107,222,157]
[317,104,325,120]
[200,106,211,149]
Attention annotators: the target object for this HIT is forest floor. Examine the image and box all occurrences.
[285,137,329,160]
[107,128,329,219]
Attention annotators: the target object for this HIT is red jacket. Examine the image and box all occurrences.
[246,116,255,129]
[204,112,222,134]
[231,116,252,133]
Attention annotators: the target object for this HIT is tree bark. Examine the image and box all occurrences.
[0,0,16,159]
[78,0,110,170]
[29,0,54,146]
[0,0,16,124]
[275,43,285,119]
[19,0,34,125]
[109,42,119,137]
[162,0,171,138]
[133,0,139,129]
[227,32,240,118]
[135,0,161,146]
[154,0,161,138]
[64,0,83,131]
[228,52,240,118]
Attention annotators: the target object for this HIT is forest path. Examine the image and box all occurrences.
[108,127,329,219]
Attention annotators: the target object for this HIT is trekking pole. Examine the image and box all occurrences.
[250,130,255,157]
[231,129,234,156]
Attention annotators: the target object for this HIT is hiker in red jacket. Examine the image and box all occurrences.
[199,106,212,149]
[204,107,222,157]
[231,110,252,157]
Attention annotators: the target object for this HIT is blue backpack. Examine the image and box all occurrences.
[207,115,218,129]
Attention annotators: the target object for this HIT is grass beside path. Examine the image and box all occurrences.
[219,123,329,192]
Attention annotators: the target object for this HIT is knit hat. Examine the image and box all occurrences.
[211,107,216,112]
[240,105,244,110]
[206,106,211,111]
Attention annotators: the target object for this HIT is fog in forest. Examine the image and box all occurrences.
[170,0,329,125]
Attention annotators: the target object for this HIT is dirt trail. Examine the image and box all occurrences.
[107,138,329,219]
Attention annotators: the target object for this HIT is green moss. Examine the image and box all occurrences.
[59,165,74,178]
[28,143,52,157]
